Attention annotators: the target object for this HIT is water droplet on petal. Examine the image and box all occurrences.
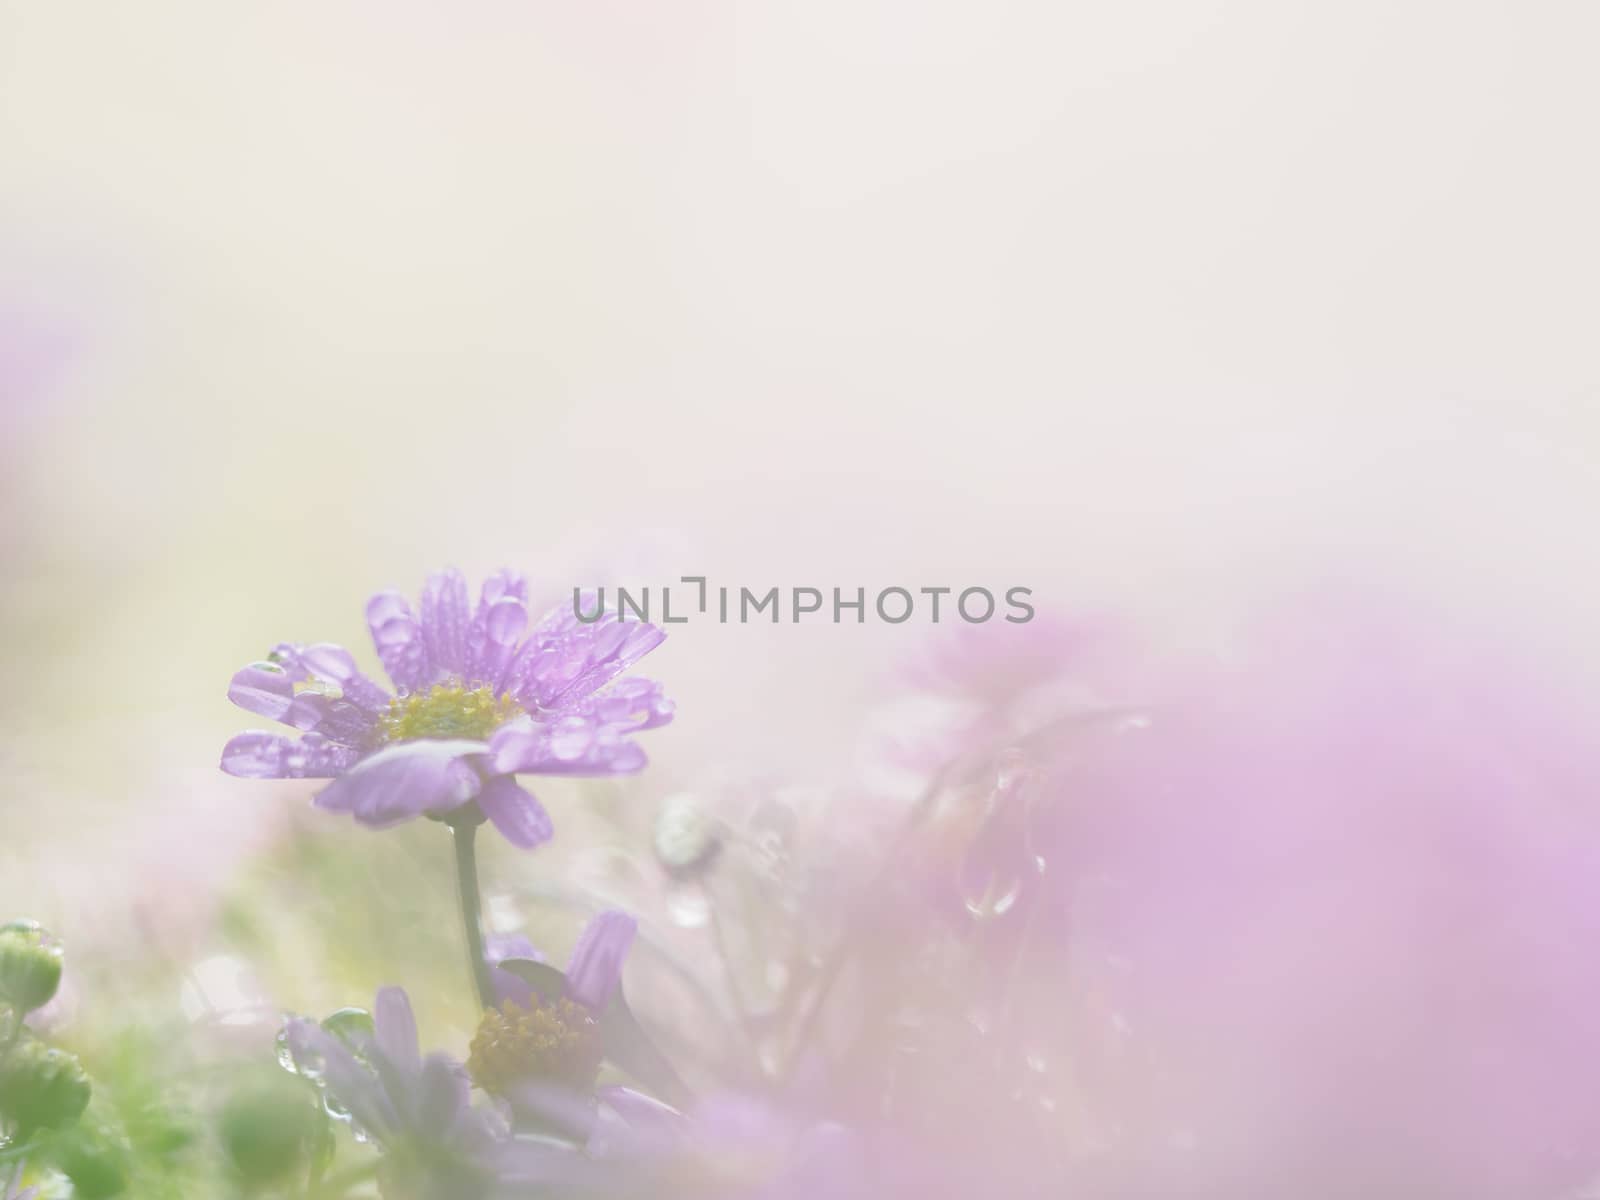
[321,1007,375,1055]
[293,677,344,701]
[549,717,594,762]
[486,596,528,645]
[302,644,357,681]
[374,617,415,647]
[274,1028,304,1075]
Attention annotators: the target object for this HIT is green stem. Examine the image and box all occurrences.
[450,817,495,1012]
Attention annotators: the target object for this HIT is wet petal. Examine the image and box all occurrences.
[476,775,554,851]
[569,676,676,732]
[282,692,381,745]
[221,731,360,778]
[505,598,667,711]
[565,910,636,1012]
[465,569,529,686]
[295,642,394,713]
[367,590,432,694]
[289,1021,399,1143]
[227,661,295,721]
[313,740,487,827]
[489,715,649,778]
[421,568,471,681]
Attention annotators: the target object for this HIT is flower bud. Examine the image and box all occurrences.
[653,795,722,878]
[55,1122,131,1199]
[219,1072,325,1186]
[0,1036,91,1132]
[0,920,63,1014]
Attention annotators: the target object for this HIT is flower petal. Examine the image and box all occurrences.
[486,932,544,1009]
[466,569,529,687]
[313,740,487,827]
[227,661,295,721]
[564,910,636,1012]
[221,731,360,778]
[284,1019,398,1143]
[421,568,471,681]
[505,598,667,712]
[293,642,394,714]
[373,985,421,1079]
[367,590,432,694]
[485,932,541,966]
[414,1052,470,1136]
[590,1085,690,1161]
[489,715,649,778]
[569,676,675,732]
[281,693,380,746]
[476,774,554,851]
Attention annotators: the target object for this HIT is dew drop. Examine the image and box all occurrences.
[549,717,594,762]
[960,867,1023,921]
[486,596,528,645]
[321,1007,375,1054]
[293,677,344,701]
[665,882,710,929]
[274,1028,302,1075]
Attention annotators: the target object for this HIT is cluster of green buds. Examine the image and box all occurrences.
[0,1036,91,1134]
[0,920,93,1143]
[0,920,63,1018]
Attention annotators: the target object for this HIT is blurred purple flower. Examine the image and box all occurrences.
[468,912,639,1140]
[1041,591,1600,1198]
[283,987,595,1200]
[222,569,674,849]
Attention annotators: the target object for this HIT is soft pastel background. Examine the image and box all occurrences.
[3,2,1600,1197]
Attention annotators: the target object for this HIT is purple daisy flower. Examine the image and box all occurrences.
[472,911,692,1128]
[282,988,601,1200]
[222,569,674,849]
[469,912,639,1113]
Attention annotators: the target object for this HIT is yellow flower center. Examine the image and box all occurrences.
[379,684,523,744]
[466,998,602,1098]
